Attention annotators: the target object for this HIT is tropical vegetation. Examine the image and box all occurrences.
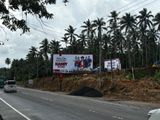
[1,8,160,81]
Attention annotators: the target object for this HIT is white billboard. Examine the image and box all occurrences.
[53,54,93,73]
[104,58,121,71]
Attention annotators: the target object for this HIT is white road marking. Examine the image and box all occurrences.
[0,97,31,120]
[112,115,123,120]
[89,109,96,113]
[22,92,29,95]
[40,97,54,102]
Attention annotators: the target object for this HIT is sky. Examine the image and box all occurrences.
[0,0,160,67]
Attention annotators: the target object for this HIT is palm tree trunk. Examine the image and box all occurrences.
[98,28,102,73]
[127,37,131,68]
[128,49,131,68]
[145,40,148,67]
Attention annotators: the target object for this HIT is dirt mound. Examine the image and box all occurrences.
[69,86,103,97]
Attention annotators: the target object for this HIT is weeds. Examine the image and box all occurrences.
[154,70,160,83]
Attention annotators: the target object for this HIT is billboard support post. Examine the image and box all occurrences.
[59,73,63,91]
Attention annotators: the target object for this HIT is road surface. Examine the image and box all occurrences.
[0,87,153,120]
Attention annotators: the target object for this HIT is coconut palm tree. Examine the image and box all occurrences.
[137,8,153,67]
[108,11,120,26]
[64,25,77,45]
[26,46,37,61]
[64,25,77,53]
[49,40,61,54]
[49,40,61,75]
[77,32,86,53]
[146,28,160,63]
[120,13,137,34]
[40,38,49,60]
[93,18,106,73]
[153,13,160,31]
[137,8,153,30]
[81,19,95,38]
[153,13,160,61]
[61,35,68,48]
[5,58,11,68]
[102,34,111,59]
[108,11,120,55]
[26,46,38,78]
[120,13,137,68]
[81,19,95,52]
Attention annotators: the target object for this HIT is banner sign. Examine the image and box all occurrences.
[53,54,93,73]
[104,58,121,71]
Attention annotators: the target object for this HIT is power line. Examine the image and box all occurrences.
[118,0,152,13]
[28,24,62,38]
[27,22,65,35]
[27,0,158,39]
[100,0,152,20]
[114,0,144,11]
[130,0,158,14]
[103,0,158,21]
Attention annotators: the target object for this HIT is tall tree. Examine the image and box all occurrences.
[153,13,160,61]
[5,58,11,68]
[93,18,106,72]
[108,11,120,55]
[61,35,68,48]
[26,46,38,79]
[40,38,49,60]
[81,19,95,52]
[26,46,37,61]
[5,58,11,79]
[64,25,77,53]
[108,11,121,68]
[146,28,159,63]
[108,11,119,25]
[77,32,87,53]
[153,13,160,31]
[137,8,153,67]
[120,13,137,68]
[81,19,95,38]
[49,40,61,54]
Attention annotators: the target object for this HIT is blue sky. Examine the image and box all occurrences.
[0,0,160,67]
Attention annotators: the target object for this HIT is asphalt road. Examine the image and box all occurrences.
[0,87,153,120]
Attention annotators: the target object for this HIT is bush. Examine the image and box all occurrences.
[134,70,147,79]
[154,70,160,83]
[67,76,80,81]
[125,72,133,80]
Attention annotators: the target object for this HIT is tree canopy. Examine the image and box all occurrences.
[0,0,68,33]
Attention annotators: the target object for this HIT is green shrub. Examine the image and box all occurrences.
[125,72,133,80]
[134,70,147,79]
[125,70,149,80]
[154,71,160,83]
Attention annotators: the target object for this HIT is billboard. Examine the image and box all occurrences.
[104,58,121,71]
[53,54,93,73]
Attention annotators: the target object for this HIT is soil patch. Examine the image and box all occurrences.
[69,86,103,97]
